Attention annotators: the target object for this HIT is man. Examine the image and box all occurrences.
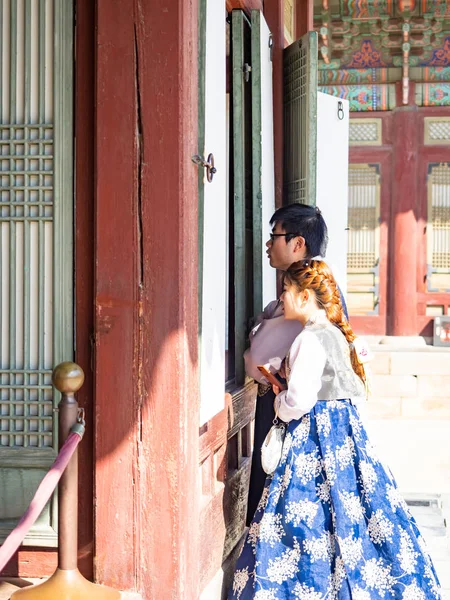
[244,203,348,525]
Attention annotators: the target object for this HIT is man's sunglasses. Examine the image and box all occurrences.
[269,233,300,241]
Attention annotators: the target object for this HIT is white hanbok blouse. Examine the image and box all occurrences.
[275,310,366,423]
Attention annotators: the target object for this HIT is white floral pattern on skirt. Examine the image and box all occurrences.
[229,400,442,600]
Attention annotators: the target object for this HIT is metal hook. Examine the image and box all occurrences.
[77,407,86,427]
[191,153,217,183]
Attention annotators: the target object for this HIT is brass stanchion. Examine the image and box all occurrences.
[12,362,120,599]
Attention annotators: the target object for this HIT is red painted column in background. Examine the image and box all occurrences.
[390,107,419,335]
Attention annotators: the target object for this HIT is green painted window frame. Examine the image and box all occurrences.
[227,22,319,388]
[250,9,266,320]
[229,9,254,388]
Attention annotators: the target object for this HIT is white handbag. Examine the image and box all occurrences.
[261,410,286,475]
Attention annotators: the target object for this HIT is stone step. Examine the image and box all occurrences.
[404,495,450,592]
[412,517,446,532]
[365,335,450,351]
[368,345,450,378]
[434,560,450,589]
[409,506,446,528]
[425,544,450,562]
[407,499,441,511]
[370,373,450,396]
[418,525,447,537]
[358,339,450,420]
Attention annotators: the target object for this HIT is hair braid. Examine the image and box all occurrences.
[284,260,366,385]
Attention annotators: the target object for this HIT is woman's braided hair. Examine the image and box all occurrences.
[284,259,366,385]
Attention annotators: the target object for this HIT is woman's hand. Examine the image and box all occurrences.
[272,384,280,396]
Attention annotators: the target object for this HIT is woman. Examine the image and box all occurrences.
[230,260,442,600]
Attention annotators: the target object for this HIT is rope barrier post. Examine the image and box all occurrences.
[11,362,121,600]
[55,361,84,571]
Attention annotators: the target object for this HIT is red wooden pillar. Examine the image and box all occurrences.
[95,1,199,598]
[264,0,284,207]
[95,1,138,590]
[390,107,419,335]
[135,1,199,597]
[296,0,314,37]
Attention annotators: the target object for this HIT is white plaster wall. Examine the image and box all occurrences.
[316,92,350,298]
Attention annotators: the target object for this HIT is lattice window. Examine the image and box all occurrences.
[347,164,380,316]
[283,32,317,206]
[427,163,450,291]
[349,119,382,146]
[347,165,380,269]
[0,0,73,545]
[425,118,450,145]
[1,0,56,451]
[1,124,54,448]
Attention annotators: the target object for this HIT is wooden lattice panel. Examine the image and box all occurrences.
[0,0,73,546]
[428,163,450,276]
[425,118,450,145]
[346,164,380,315]
[0,8,55,449]
[0,138,54,447]
[347,164,380,270]
[349,118,382,146]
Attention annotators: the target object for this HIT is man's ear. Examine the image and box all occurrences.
[294,236,306,254]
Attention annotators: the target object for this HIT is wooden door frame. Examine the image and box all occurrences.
[74,0,95,580]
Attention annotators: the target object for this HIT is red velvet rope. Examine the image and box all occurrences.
[0,432,82,572]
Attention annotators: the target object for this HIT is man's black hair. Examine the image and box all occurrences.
[269,203,328,258]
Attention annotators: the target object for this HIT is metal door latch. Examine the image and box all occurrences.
[191,153,216,183]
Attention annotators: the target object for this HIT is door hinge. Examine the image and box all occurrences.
[269,35,274,61]
[243,63,252,83]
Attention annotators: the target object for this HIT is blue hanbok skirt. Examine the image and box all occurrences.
[229,399,442,600]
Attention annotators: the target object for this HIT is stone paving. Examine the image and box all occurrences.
[0,579,43,600]
[407,494,450,599]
